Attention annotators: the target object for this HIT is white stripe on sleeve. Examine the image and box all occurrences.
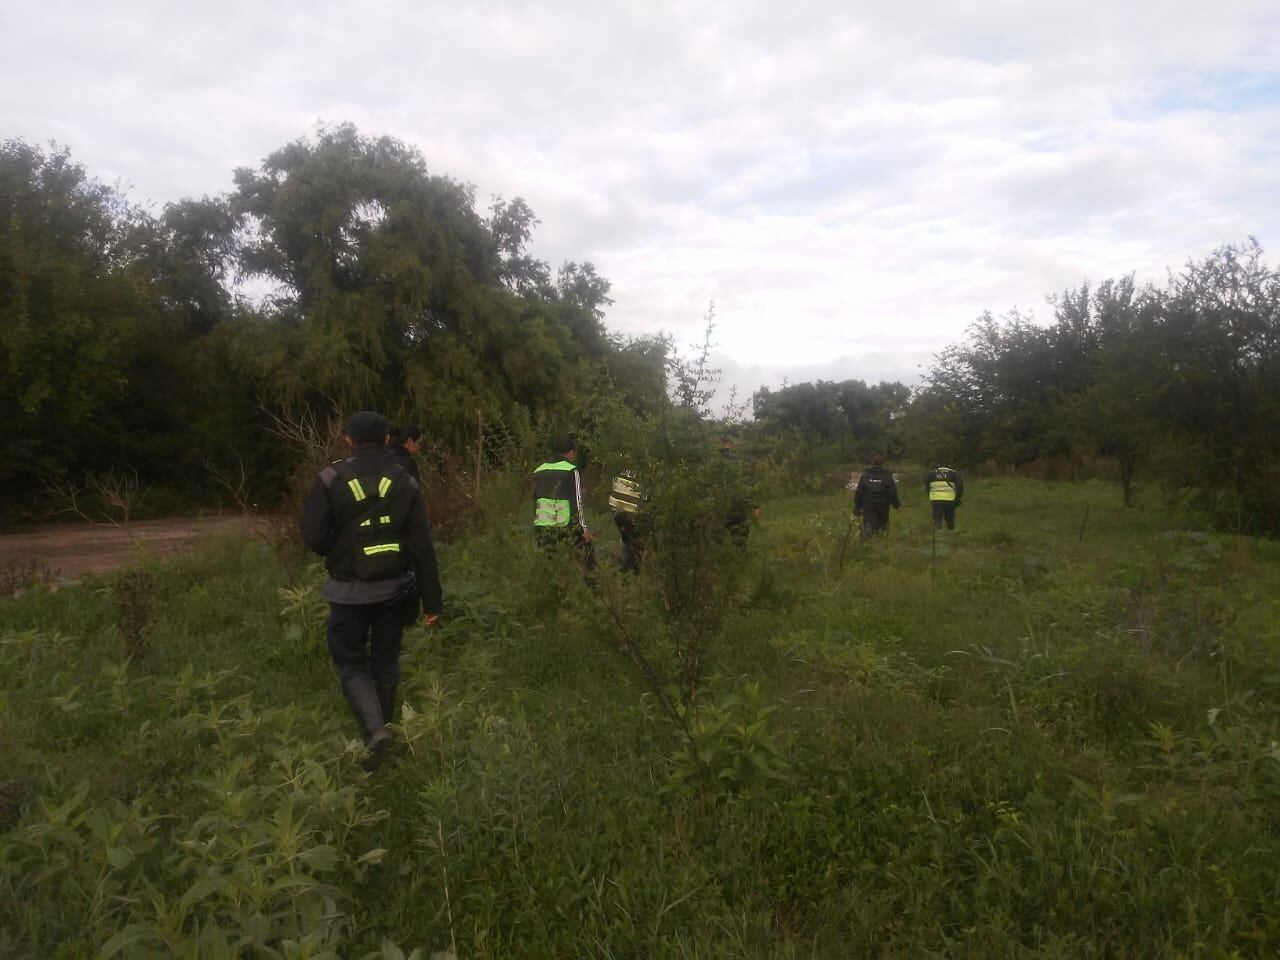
[573,470,588,532]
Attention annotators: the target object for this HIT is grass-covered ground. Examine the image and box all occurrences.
[3,476,1279,957]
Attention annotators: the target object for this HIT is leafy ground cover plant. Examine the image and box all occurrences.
[1,477,1279,956]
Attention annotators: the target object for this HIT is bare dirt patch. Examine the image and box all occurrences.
[0,516,250,581]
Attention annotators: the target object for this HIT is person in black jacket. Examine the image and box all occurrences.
[386,424,423,484]
[532,434,595,570]
[299,411,443,765]
[853,455,901,537]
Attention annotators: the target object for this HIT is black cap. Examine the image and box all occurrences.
[551,434,576,455]
[346,411,388,445]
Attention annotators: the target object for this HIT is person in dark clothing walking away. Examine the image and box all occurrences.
[853,455,901,537]
[299,411,443,768]
[924,464,964,531]
[386,424,423,484]
[532,435,594,569]
[608,469,645,573]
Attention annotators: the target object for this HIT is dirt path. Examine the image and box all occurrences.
[0,516,251,581]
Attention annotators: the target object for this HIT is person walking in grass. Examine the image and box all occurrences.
[299,411,443,768]
[532,434,595,570]
[386,423,423,484]
[924,463,964,531]
[608,468,645,573]
[853,454,901,537]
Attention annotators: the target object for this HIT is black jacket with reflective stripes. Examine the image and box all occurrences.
[298,447,443,613]
[387,445,421,484]
[853,465,901,510]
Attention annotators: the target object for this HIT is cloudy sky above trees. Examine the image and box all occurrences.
[4,0,1278,393]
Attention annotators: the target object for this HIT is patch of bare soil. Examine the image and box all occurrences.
[0,516,250,581]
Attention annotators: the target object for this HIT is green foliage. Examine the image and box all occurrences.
[752,379,910,460]
[1,141,150,486]
[895,242,1280,532]
[585,325,762,725]
[8,457,1280,956]
[0,129,667,521]
[666,681,790,798]
[110,568,156,660]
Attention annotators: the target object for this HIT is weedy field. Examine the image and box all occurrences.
[2,476,1279,958]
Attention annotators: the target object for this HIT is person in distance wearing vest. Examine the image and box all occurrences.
[924,463,964,531]
[299,411,443,767]
[609,469,645,573]
[532,434,595,570]
[852,454,901,537]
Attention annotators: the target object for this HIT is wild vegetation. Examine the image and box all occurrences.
[5,127,1279,533]
[755,244,1280,534]
[4,121,1280,954]
[3,469,1279,956]
[1,127,665,521]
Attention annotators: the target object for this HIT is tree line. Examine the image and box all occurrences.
[750,242,1280,534]
[1,125,667,520]
[4,124,1277,533]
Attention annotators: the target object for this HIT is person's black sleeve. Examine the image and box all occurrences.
[853,477,866,510]
[954,472,964,504]
[889,475,902,510]
[298,476,334,555]
[405,492,443,615]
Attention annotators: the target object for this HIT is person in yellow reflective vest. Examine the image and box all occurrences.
[298,411,443,767]
[608,469,644,572]
[532,434,595,569]
[924,464,964,531]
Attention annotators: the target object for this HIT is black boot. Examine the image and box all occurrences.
[364,727,395,770]
[376,683,398,729]
[340,674,385,743]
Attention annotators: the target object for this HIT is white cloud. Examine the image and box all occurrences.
[3,0,1278,398]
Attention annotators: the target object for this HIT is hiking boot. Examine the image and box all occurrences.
[361,726,395,772]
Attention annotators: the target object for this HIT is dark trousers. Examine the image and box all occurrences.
[931,501,956,530]
[861,505,891,537]
[614,511,643,573]
[536,527,597,570]
[326,598,407,742]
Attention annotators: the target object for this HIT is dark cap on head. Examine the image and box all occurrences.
[346,411,389,446]
[551,434,576,456]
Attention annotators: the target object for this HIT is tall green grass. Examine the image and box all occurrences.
[2,477,1279,957]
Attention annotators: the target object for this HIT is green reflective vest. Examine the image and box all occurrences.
[533,460,577,528]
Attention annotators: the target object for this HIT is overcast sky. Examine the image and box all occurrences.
[4,0,1278,396]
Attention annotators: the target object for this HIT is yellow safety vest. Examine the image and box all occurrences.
[928,469,957,502]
